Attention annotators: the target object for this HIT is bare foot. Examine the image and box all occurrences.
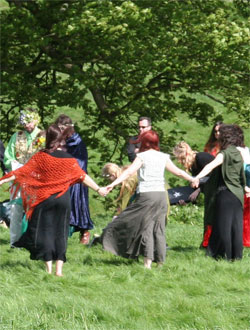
[45,261,52,274]
[55,273,63,277]
[144,265,151,269]
[55,260,64,277]
[144,257,152,269]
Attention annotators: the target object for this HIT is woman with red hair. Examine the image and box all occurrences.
[101,130,195,269]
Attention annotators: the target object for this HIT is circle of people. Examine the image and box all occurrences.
[0,110,249,276]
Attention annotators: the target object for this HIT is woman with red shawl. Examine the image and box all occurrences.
[0,124,106,276]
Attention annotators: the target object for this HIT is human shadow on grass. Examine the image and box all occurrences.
[0,259,34,269]
[82,255,136,267]
[0,238,9,245]
[101,258,137,266]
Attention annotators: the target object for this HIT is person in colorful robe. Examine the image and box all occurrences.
[3,108,41,246]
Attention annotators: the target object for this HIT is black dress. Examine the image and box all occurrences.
[207,172,243,260]
[13,150,72,262]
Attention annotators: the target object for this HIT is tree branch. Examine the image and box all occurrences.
[203,92,226,105]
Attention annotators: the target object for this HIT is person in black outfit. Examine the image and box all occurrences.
[0,125,107,276]
[0,140,7,174]
[173,141,215,247]
[193,124,246,261]
[127,117,152,162]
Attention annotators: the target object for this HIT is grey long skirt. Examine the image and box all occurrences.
[101,191,168,263]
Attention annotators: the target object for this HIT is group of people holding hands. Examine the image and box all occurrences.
[0,112,249,276]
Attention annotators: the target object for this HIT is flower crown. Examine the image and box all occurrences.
[19,110,41,126]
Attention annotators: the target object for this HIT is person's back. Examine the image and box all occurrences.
[66,133,88,170]
[55,114,93,244]
[136,149,169,193]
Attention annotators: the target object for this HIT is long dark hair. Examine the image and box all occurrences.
[55,114,75,138]
[219,124,245,150]
[44,124,71,153]
[132,130,160,152]
[204,121,223,151]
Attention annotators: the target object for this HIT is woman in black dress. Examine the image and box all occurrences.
[173,141,214,247]
[0,124,106,276]
[193,124,246,260]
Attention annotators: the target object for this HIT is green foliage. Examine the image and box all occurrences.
[1,0,249,162]
[169,203,204,226]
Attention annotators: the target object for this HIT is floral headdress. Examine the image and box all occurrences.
[19,109,41,126]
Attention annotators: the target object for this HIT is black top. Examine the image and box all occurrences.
[126,136,140,162]
[46,150,73,159]
[191,152,215,176]
[0,139,7,173]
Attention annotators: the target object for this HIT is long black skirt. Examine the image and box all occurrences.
[207,188,243,261]
[101,191,168,263]
[13,191,71,262]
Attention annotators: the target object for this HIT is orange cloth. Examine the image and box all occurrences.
[1,151,86,219]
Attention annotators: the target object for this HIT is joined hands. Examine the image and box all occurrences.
[97,185,114,197]
[191,177,199,189]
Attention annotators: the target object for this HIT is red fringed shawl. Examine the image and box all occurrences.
[1,151,86,219]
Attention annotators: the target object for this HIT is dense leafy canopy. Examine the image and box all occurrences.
[1,0,249,161]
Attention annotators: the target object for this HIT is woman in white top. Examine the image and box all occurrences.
[101,130,195,269]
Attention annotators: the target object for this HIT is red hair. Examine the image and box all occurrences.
[132,130,160,152]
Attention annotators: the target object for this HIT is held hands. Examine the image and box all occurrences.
[97,187,109,197]
[96,185,114,197]
[0,175,15,186]
[245,186,250,198]
[191,177,199,189]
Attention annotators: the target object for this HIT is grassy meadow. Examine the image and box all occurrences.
[1,208,250,330]
[0,85,250,330]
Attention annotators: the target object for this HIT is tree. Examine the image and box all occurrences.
[1,0,249,163]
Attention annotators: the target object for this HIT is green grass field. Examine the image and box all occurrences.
[1,208,250,330]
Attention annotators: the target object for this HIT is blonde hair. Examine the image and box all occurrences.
[173,141,197,172]
[102,163,137,202]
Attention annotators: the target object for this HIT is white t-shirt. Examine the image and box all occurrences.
[136,149,170,193]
